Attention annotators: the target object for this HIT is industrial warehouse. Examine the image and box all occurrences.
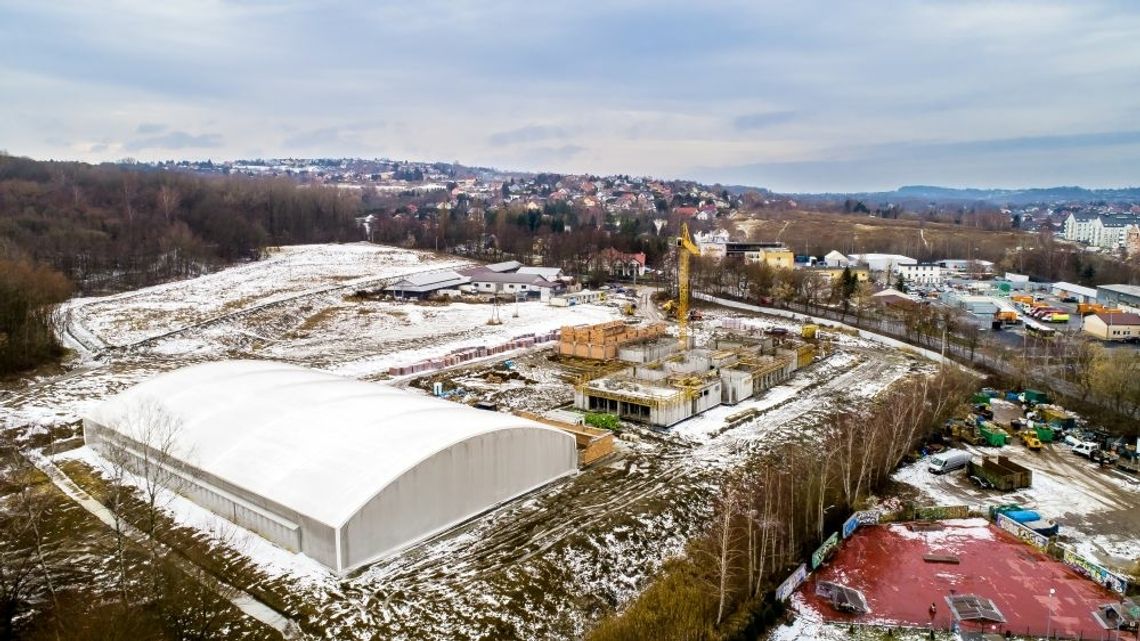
[83,360,578,574]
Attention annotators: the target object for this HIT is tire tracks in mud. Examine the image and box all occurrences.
[344,347,919,626]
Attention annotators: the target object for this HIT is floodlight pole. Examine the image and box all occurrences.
[1046,587,1055,639]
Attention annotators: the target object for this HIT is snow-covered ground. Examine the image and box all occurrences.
[63,243,469,350]
[893,443,1140,575]
[1,244,936,641]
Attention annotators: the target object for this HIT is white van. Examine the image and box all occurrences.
[1072,442,1098,458]
[928,449,971,475]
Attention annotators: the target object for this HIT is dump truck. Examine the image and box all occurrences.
[969,457,1033,491]
[994,310,1020,324]
[1011,294,1034,305]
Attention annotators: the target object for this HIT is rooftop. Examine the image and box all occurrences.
[1099,283,1140,297]
[86,360,569,527]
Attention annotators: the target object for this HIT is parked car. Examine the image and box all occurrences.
[928,449,971,475]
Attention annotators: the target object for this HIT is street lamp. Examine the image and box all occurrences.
[1046,587,1055,639]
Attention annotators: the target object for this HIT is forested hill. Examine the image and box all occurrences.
[0,155,362,294]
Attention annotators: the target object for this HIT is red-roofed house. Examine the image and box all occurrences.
[594,248,647,279]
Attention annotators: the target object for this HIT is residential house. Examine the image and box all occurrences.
[595,248,647,279]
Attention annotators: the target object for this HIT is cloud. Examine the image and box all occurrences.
[733,111,797,130]
[281,122,386,152]
[690,129,1140,192]
[488,125,571,147]
[2,1,1140,188]
[125,131,223,151]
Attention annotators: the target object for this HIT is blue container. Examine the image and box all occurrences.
[1004,510,1041,524]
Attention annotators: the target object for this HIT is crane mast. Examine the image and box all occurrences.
[677,222,701,347]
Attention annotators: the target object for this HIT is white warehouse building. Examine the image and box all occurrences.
[83,360,577,574]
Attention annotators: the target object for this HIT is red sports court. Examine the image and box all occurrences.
[794,518,1125,639]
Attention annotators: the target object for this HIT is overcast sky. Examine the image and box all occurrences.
[2,0,1139,192]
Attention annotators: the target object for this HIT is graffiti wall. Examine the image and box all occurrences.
[811,532,840,569]
[995,513,1048,550]
[1061,547,1129,595]
[775,563,808,602]
[914,505,969,520]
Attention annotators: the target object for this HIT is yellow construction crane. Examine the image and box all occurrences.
[677,222,700,346]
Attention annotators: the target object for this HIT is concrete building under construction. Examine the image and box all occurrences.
[572,324,817,428]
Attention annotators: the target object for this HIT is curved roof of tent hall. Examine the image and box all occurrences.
[86,360,575,527]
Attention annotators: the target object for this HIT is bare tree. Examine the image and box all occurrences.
[95,397,188,597]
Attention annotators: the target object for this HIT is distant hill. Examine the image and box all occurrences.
[792,184,1140,206]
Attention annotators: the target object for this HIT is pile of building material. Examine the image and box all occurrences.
[388,330,559,376]
[558,321,666,360]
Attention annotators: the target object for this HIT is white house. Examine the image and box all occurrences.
[897,262,944,285]
[694,229,731,259]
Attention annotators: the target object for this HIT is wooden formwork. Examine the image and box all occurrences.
[558,321,666,361]
[516,411,615,467]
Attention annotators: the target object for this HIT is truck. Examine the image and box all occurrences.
[968,456,1033,490]
[994,310,1020,324]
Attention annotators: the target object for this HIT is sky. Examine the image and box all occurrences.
[2,0,1140,192]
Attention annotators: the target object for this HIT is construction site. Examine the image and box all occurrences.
[565,321,817,428]
[555,222,819,429]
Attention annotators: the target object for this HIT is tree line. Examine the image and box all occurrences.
[587,367,976,641]
[0,154,363,374]
[0,154,362,294]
